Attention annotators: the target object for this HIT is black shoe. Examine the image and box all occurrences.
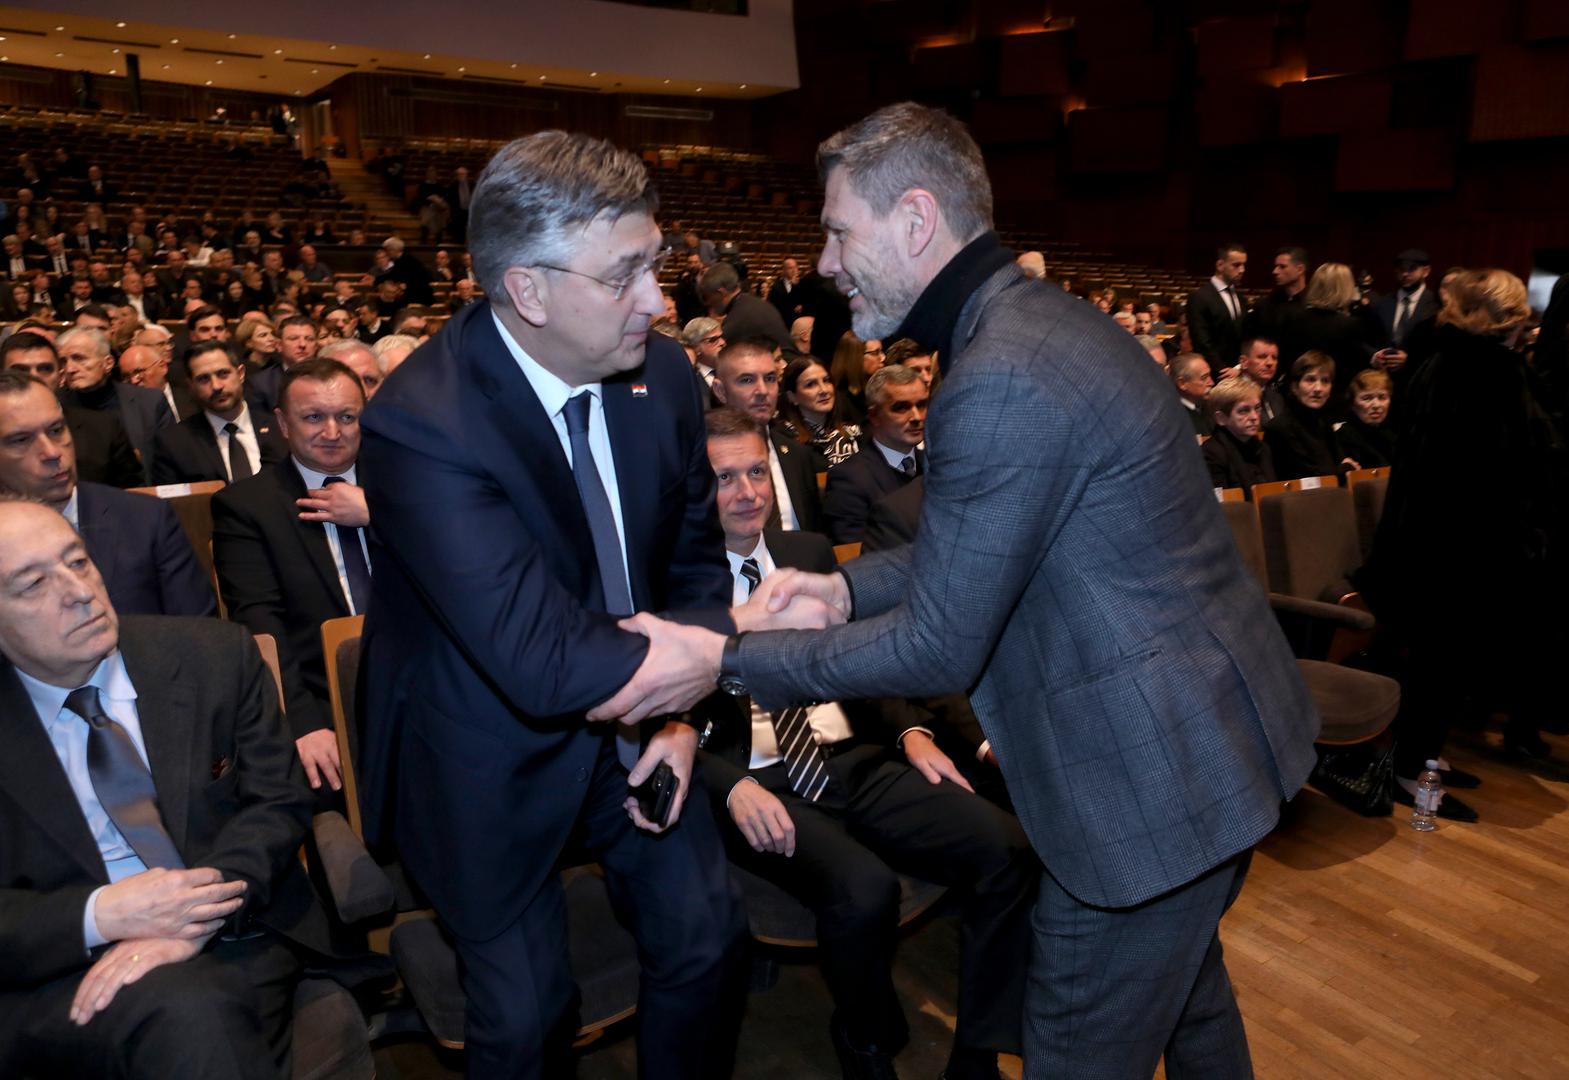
[831,1017,900,1080]
[1504,729,1552,761]
[1392,783,1480,823]
[1439,764,1482,789]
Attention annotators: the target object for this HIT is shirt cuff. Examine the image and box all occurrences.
[976,740,992,763]
[83,885,109,951]
[726,775,760,810]
[833,565,857,621]
[896,726,934,749]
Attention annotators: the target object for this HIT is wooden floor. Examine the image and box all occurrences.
[376,727,1569,1079]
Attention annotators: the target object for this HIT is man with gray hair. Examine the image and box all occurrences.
[595,102,1319,1079]
[317,338,383,399]
[680,315,725,391]
[356,128,821,1078]
[380,235,433,305]
[822,362,928,545]
[698,259,791,353]
[57,326,174,484]
[370,333,418,379]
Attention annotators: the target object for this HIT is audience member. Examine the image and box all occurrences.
[1264,351,1353,479]
[212,358,372,802]
[698,406,1033,1080]
[1015,251,1046,279]
[371,333,419,379]
[1236,336,1286,422]
[823,364,928,545]
[318,338,383,399]
[790,316,815,357]
[0,371,214,614]
[701,260,791,353]
[1201,376,1276,496]
[1243,246,1308,367]
[0,332,141,488]
[1296,262,1373,402]
[1333,369,1395,469]
[57,326,174,484]
[1359,269,1565,818]
[767,256,807,324]
[882,338,937,389]
[118,343,197,422]
[1187,242,1249,375]
[151,342,287,485]
[1169,352,1216,437]
[1112,310,1137,334]
[829,331,881,423]
[778,354,863,467]
[681,316,726,392]
[0,498,336,1079]
[710,339,826,532]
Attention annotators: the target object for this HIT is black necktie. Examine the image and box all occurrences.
[65,686,184,871]
[223,421,253,480]
[563,393,639,767]
[1395,294,1413,342]
[1224,286,1239,322]
[899,455,916,478]
[323,476,372,614]
[741,557,829,801]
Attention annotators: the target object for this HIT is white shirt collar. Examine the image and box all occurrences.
[15,649,135,716]
[1210,275,1234,294]
[872,437,921,472]
[1400,283,1426,303]
[490,307,602,418]
[293,456,357,488]
[61,486,80,530]
[204,400,253,439]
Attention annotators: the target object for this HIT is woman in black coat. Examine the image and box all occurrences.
[1333,368,1396,469]
[1357,270,1567,814]
[1264,351,1351,479]
[1294,262,1374,410]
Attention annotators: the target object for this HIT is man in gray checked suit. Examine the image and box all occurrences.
[592,103,1320,1079]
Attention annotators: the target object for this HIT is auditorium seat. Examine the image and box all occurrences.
[1345,468,1391,561]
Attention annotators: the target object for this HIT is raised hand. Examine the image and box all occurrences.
[758,567,852,623]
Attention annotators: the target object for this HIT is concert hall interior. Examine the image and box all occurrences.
[0,1,1565,1078]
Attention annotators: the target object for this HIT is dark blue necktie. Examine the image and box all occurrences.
[323,476,372,614]
[66,686,185,871]
[563,392,639,767]
[563,392,633,617]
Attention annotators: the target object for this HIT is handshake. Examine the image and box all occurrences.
[587,566,849,727]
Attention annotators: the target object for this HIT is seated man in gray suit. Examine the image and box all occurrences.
[822,364,927,545]
[0,371,214,617]
[596,103,1320,1079]
[57,326,174,485]
[698,408,1032,1080]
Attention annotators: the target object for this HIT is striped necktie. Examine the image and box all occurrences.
[742,557,830,801]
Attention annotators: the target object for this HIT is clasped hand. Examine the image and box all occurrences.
[586,568,848,726]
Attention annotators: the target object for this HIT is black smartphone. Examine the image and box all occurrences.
[630,762,677,828]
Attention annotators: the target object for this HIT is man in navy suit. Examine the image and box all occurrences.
[358,131,827,1078]
[0,372,214,618]
[822,364,928,544]
[596,104,1319,1079]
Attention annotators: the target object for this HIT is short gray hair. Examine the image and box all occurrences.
[864,362,923,411]
[318,338,376,366]
[816,102,993,243]
[55,326,110,358]
[468,130,658,299]
[681,317,721,348]
[371,333,419,374]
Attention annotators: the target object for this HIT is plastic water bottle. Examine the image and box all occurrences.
[1411,759,1443,832]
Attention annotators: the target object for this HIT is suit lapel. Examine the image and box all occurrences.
[602,377,658,609]
[117,629,197,852]
[75,484,122,586]
[190,416,228,479]
[0,661,110,881]
[276,463,351,614]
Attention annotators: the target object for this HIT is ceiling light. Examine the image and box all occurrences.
[695,87,703,92]
[457,66,465,72]
[295,89,304,95]
[311,68,319,74]
[328,44,337,50]
[115,21,126,28]
[739,84,748,89]
[204,79,212,85]
[215,59,224,65]
[539,75,547,81]
[56,52,64,58]
[273,48,282,54]
[423,53,431,59]
[54,25,64,31]
[510,63,517,68]
[111,48,119,53]
[169,38,179,44]
[663,78,670,84]
[108,68,117,74]
[589,71,598,77]
[161,63,170,69]
[227,33,236,39]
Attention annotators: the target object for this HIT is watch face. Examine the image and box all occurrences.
[718,675,748,697]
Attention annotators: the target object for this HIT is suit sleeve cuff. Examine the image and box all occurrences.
[834,565,857,621]
[725,775,760,811]
[896,726,934,749]
[976,740,992,763]
[83,886,109,952]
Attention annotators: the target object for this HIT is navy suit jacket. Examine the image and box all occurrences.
[737,263,1319,909]
[150,408,287,486]
[823,441,923,545]
[76,481,216,617]
[358,303,734,940]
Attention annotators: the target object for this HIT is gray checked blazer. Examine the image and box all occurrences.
[736,262,1320,909]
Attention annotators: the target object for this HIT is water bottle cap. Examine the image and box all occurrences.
[1425,759,1440,769]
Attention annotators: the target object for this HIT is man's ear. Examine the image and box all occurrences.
[503,268,548,328]
[712,376,729,405]
[898,189,940,260]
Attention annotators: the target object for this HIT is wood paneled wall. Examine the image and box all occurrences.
[0,63,285,125]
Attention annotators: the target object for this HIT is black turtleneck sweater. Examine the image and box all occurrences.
[890,231,1016,373]
[1263,392,1342,480]
[62,378,121,414]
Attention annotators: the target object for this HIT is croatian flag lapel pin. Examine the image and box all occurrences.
[631,383,648,398]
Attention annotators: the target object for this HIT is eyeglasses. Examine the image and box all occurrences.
[535,246,673,301]
[701,334,724,345]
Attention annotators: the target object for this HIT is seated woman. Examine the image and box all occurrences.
[235,315,281,374]
[1334,368,1396,469]
[1202,376,1276,496]
[828,331,883,425]
[1265,351,1358,479]
[778,354,863,467]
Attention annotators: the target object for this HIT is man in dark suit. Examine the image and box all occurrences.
[1242,246,1308,371]
[598,104,1320,1080]
[120,340,199,421]
[1,332,142,488]
[822,364,927,544]
[699,407,1033,1079]
[381,236,432,305]
[358,131,829,1078]
[767,256,807,324]
[213,359,371,802]
[1170,352,1217,437]
[151,343,287,486]
[710,338,826,533]
[700,259,792,353]
[1187,242,1250,377]
[0,498,335,1079]
[1369,248,1440,349]
[57,326,175,484]
[0,372,215,616]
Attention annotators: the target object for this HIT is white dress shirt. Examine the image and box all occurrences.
[60,486,81,530]
[293,458,370,614]
[726,537,852,769]
[766,439,800,531]
[490,309,630,583]
[17,652,152,948]
[1210,275,1241,321]
[161,382,179,416]
[124,294,147,321]
[872,437,923,475]
[204,402,261,480]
